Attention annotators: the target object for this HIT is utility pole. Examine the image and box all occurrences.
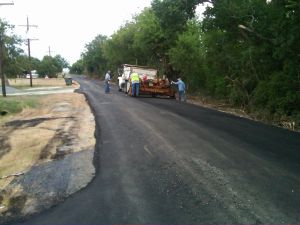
[19,16,38,87]
[0,39,6,97]
[0,0,14,97]
[47,45,54,56]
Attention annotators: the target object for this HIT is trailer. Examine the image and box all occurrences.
[119,64,175,98]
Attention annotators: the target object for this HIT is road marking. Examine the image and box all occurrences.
[144,145,153,157]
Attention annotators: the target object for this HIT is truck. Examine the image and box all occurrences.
[26,70,39,79]
[119,64,175,98]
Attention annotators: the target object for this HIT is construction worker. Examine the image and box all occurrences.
[118,74,125,92]
[104,70,111,93]
[171,77,186,102]
[130,72,140,97]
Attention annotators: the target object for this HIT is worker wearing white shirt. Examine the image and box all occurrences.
[104,71,111,93]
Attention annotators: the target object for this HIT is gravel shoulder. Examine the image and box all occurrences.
[0,92,96,224]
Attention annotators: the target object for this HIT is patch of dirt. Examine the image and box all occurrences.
[8,78,68,87]
[0,92,96,223]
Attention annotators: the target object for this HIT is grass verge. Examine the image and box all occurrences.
[0,96,39,117]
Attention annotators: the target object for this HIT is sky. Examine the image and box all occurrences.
[0,0,206,65]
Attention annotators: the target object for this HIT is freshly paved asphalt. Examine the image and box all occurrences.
[13,76,300,224]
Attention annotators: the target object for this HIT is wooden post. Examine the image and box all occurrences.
[0,39,6,97]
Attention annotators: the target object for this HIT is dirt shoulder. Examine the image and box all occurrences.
[0,92,96,224]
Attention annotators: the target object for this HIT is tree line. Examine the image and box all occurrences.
[71,0,300,127]
[0,19,69,78]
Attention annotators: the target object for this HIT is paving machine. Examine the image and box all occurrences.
[119,64,175,98]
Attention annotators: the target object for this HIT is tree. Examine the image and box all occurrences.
[102,23,137,71]
[152,0,207,40]
[169,19,206,91]
[133,8,165,68]
[0,19,23,96]
[38,55,68,77]
[5,55,40,77]
[81,35,108,77]
[150,0,206,75]
[201,0,274,105]
[252,0,300,117]
[70,59,84,74]
[54,55,69,70]
[200,0,300,123]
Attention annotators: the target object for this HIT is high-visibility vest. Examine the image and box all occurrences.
[131,73,140,83]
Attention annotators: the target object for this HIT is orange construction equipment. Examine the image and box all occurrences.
[120,64,175,98]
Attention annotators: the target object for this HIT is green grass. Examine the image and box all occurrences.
[0,96,39,116]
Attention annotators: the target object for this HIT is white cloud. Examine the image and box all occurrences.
[1,0,207,65]
[0,0,151,64]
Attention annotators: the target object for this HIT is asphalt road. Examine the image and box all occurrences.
[16,76,300,224]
